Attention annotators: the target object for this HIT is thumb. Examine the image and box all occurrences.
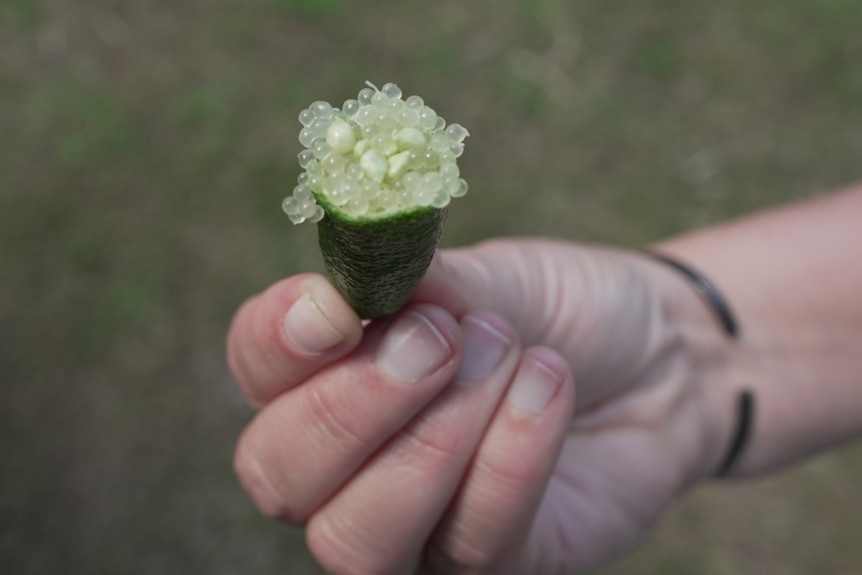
[411,239,581,348]
[414,239,685,412]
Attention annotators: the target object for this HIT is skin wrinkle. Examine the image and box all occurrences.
[576,257,630,380]
[484,242,536,343]
[564,253,666,407]
[554,484,638,570]
[663,296,731,478]
[556,441,671,565]
[230,299,261,382]
[652,263,736,476]
[444,247,496,315]
[236,295,295,405]
[464,240,557,347]
[515,246,541,344]
[620,260,666,367]
[521,480,574,575]
[305,382,370,465]
[573,378,702,493]
[571,343,687,429]
[544,492,569,575]
[308,512,376,575]
[540,246,592,365]
[234,441,284,519]
[542,485,586,573]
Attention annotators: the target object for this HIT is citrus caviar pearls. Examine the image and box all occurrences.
[283,82,468,224]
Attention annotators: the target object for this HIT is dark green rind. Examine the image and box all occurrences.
[315,198,447,320]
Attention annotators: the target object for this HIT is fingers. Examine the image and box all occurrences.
[234,300,575,575]
[424,347,575,574]
[226,274,363,406]
[234,304,463,523]
[305,313,522,575]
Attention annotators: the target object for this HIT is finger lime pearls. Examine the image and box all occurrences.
[283,82,469,224]
[283,82,469,320]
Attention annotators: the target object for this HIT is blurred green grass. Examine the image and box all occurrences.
[2,0,861,573]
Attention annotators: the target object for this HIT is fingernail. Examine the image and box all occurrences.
[283,293,344,355]
[378,310,452,383]
[454,315,513,386]
[507,353,564,414]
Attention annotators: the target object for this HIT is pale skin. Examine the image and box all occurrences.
[227,184,862,574]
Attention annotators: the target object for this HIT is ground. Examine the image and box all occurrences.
[2,0,862,573]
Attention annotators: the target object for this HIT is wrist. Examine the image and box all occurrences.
[652,235,862,479]
[635,251,748,482]
[650,188,862,481]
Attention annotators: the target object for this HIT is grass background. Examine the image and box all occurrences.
[2,0,862,573]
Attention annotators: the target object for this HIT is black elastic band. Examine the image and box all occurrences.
[645,251,739,339]
[645,251,752,477]
[713,390,755,477]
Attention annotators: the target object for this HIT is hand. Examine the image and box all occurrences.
[227,239,727,574]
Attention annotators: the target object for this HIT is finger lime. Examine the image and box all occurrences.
[284,82,469,319]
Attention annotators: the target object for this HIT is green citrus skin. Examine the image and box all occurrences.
[316,193,447,319]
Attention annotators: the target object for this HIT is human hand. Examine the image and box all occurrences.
[228,239,727,574]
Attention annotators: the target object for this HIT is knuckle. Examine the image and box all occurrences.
[308,515,407,575]
[425,544,499,574]
[229,350,266,408]
[233,432,308,524]
[474,451,537,493]
[305,383,369,456]
[226,296,273,406]
[227,292,301,406]
[225,299,254,381]
[393,417,463,474]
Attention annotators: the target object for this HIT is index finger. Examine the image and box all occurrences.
[226,274,363,406]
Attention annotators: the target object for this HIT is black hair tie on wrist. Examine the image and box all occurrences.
[644,251,753,478]
[646,252,739,338]
[714,389,754,477]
